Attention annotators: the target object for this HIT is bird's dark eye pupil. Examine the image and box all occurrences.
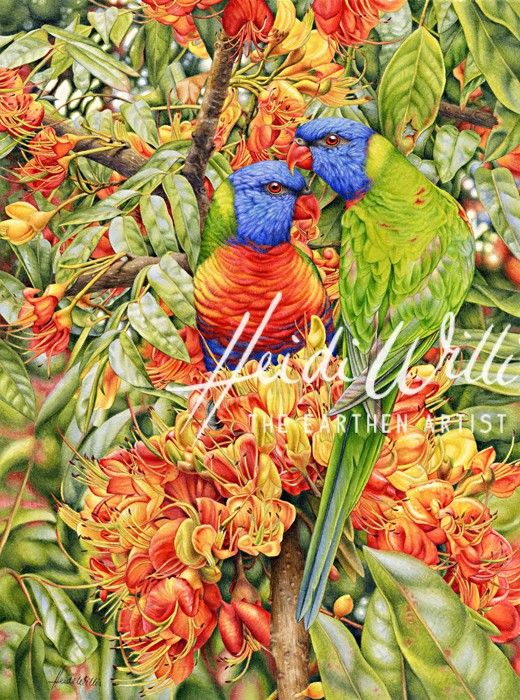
[268,182,282,194]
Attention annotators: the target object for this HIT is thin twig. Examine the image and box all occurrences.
[0,461,34,560]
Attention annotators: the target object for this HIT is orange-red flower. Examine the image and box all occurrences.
[16,283,68,330]
[222,0,274,49]
[0,67,24,94]
[142,327,206,388]
[0,93,44,139]
[218,599,270,665]
[27,307,72,361]
[313,0,406,46]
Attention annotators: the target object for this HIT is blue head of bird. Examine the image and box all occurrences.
[228,161,318,247]
[288,117,375,201]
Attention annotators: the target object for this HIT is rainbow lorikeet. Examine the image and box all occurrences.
[287,117,475,627]
[194,161,332,370]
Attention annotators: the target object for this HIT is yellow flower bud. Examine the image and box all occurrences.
[257,453,282,499]
[258,369,299,418]
[251,407,276,453]
[333,594,354,618]
[306,315,327,351]
[285,417,311,471]
[297,682,324,699]
[438,429,477,483]
[5,201,37,221]
[0,218,34,245]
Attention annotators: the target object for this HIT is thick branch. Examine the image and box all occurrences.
[67,254,188,295]
[270,524,309,700]
[439,101,497,129]
[181,32,237,225]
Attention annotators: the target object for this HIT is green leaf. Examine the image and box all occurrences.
[163,174,200,269]
[0,339,35,420]
[476,0,520,41]
[56,226,106,283]
[129,25,145,71]
[14,625,50,700]
[451,327,520,360]
[453,360,520,396]
[14,235,52,290]
[377,1,413,69]
[36,363,81,430]
[459,53,485,108]
[72,60,91,91]
[453,2,520,114]
[108,332,153,388]
[147,253,195,327]
[378,26,445,155]
[121,99,159,148]
[361,591,408,699]
[88,7,118,44]
[27,579,97,665]
[364,547,520,698]
[0,270,24,323]
[44,26,138,90]
[193,2,225,57]
[108,215,148,256]
[140,194,179,256]
[111,10,133,46]
[59,189,139,226]
[0,133,18,158]
[81,408,132,458]
[0,29,50,68]
[467,272,520,316]
[127,292,190,361]
[475,167,520,258]
[309,613,391,700]
[433,126,481,183]
[144,20,171,87]
[484,103,520,162]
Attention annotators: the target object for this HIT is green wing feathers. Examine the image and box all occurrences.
[198,179,237,265]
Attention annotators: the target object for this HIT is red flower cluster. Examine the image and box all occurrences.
[222,0,274,48]
[141,0,221,45]
[313,0,405,46]
[0,69,44,139]
[353,365,520,643]
[17,127,78,195]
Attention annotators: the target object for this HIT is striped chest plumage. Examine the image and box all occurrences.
[194,242,332,368]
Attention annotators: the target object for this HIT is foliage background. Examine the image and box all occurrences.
[0,0,519,698]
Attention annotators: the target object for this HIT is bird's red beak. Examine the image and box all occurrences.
[287,141,313,173]
[293,192,320,226]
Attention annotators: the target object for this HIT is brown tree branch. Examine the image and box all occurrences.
[181,32,238,225]
[66,255,188,295]
[438,101,497,129]
[270,524,309,700]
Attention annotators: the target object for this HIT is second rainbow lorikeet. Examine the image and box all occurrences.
[194,161,332,370]
[287,117,475,627]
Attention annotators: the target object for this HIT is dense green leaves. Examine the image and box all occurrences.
[0,29,50,67]
[140,194,179,256]
[364,548,520,698]
[128,292,190,361]
[310,613,391,700]
[121,99,159,148]
[108,215,149,256]
[144,20,171,87]
[147,253,196,327]
[378,27,445,155]
[453,2,520,114]
[14,625,50,700]
[108,332,153,388]
[163,174,201,269]
[0,339,35,420]
[485,104,520,162]
[433,126,480,183]
[27,579,97,665]
[475,167,520,258]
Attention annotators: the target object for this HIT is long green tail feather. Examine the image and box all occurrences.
[297,388,398,628]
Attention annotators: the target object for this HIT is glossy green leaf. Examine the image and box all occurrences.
[140,194,179,256]
[108,215,148,256]
[435,0,467,73]
[433,126,480,183]
[467,273,520,316]
[147,253,195,327]
[111,10,133,46]
[144,20,171,86]
[193,2,226,57]
[56,226,106,283]
[108,332,153,388]
[129,25,145,70]
[15,235,52,290]
[0,270,24,323]
[310,613,391,700]
[59,189,139,226]
[476,0,520,40]
[44,26,138,90]
[378,26,445,155]
[459,53,485,108]
[484,103,520,162]
[72,60,90,91]
[377,2,412,69]
[36,363,81,431]
[475,167,520,258]
[27,579,97,665]
[88,7,118,44]
[128,292,190,361]
[364,547,520,698]
[0,29,50,67]
[0,133,17,158]
[361,591,408,699]
[451,327,520,360]
[0,339,35,420]
[121,99,159,148]
[453,2,520,114]
[163,174,200,269]
[14,625,50,700]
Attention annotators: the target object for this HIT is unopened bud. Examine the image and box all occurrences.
[328,565,340,581]
[297,681,324,699]
[333,594,354,618]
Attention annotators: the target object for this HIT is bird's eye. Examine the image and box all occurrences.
[325,133,340,146]
[267,181,283,194]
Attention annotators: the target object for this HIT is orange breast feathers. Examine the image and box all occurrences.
[194,242,331,357]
